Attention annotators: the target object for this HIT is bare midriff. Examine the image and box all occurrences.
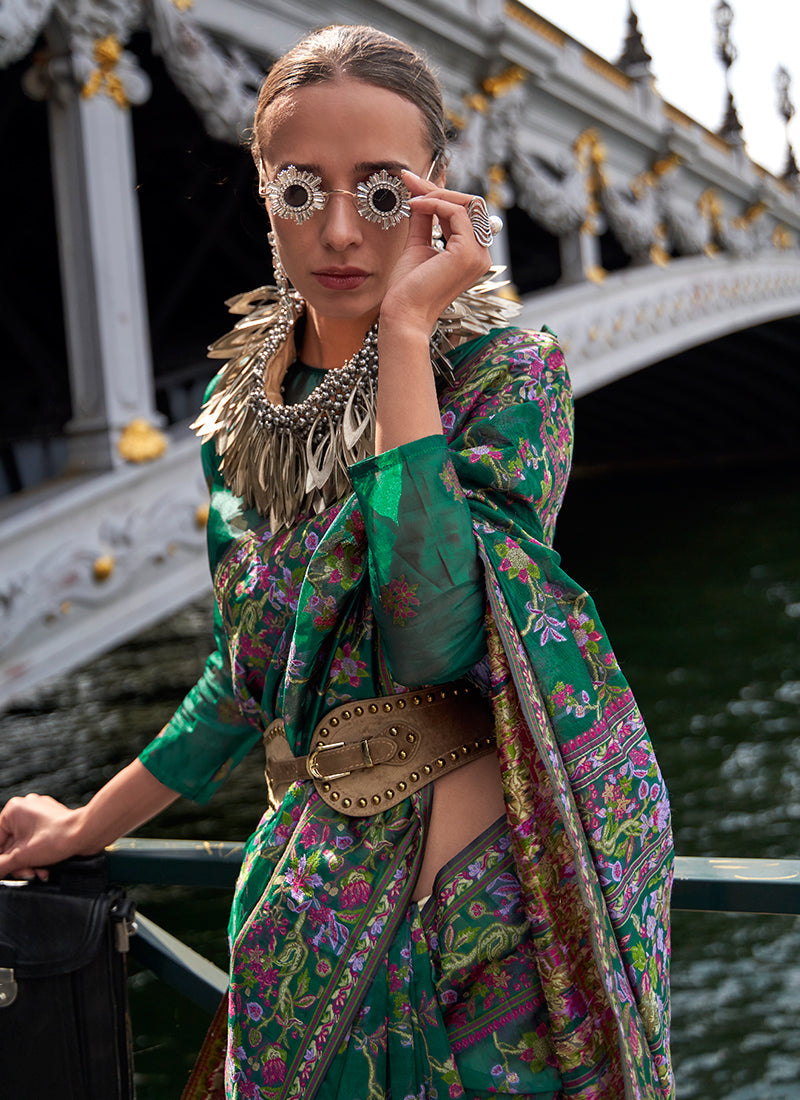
[412,751,506,901]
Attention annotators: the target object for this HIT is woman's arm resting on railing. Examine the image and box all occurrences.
[0,758,179,880]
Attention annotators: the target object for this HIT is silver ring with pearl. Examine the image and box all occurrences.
[467,196,503,246]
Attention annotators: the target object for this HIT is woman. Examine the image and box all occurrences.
[0,24,673,1100]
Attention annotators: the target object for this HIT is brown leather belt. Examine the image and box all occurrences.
[264,681,495,817]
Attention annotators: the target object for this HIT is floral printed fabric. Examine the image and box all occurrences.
[421,816,563,1098]
[226,794,562,1100]
[140,398,488,800]
[144,327,674,1100]
[350,434,486,687]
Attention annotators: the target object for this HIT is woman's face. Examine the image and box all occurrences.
[257,77,435,327]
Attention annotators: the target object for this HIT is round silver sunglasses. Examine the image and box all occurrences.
[264,164,418,230]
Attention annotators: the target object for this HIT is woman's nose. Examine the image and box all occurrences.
[319,193,363,250]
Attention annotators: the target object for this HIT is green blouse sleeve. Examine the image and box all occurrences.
[137,427,265,804]
[349,434,486,688]
[138,597,263,803]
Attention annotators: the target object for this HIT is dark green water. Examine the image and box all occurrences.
[1,464,798,1098]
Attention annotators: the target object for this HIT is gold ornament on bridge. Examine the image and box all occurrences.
[730,200,767,230]
[480,65,527,99]
[574,129,608,179]
[697,188,724,256]
[630,152,682,199]
[649,224,671,268]
[461,64,527,121]
[117,420,168,463]
[81,35,129,109]
[463,92,488,115]
[697,188,723,228]
[485,165,507,208]
[585,266,607,285]
[446,108,466,133]
[195,502,210,529]
[772,224,795,250]
[93,555,115,582]
[574,129,608,237]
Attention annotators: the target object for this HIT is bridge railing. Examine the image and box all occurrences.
[107,839,800,1016]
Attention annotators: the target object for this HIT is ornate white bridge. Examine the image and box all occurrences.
[520,253,800,397]
[1,0,799,706]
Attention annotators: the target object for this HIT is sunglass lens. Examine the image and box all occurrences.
[370,187,400,215]
[284,183,311,208]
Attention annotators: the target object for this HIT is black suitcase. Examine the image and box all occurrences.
[0,854,136,1099]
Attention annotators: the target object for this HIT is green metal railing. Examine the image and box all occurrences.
[107,839,800,1016]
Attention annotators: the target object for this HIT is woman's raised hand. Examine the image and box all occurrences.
[379,170,493,337]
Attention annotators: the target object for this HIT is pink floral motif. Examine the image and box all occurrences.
[552,683,574,708]
[467,444,503,463]
[329,643,368,688]
[269,565,302,610]
[629,744,653,776]
[495,538,541,585]
[439,458,466,501]
[526,602,566,645]
[380,575,420,626]
[263,1052,286,1085]
[284,853,323,910]
[307,590,338,631]
[603,776,636,823]
[340,877,370,909]
[568,610,603,657]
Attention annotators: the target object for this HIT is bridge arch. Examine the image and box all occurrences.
[519,253,800,399]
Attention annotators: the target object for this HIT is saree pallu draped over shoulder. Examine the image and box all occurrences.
[170,329,674,1100]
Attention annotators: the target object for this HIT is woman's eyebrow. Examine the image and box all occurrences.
[274,161,322,175]
[353,160,409,174]
[273,160,409,177]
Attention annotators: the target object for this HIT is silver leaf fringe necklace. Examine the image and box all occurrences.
[192,268,520,530]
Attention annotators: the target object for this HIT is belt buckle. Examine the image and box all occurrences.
[307,741,350,781]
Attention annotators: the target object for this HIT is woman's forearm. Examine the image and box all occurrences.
[375,319,442,454]
[71,758,180,853]
[0,758,180,877]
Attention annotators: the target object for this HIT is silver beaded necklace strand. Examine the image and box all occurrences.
[193,270,519,530]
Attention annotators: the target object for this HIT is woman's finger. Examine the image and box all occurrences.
[409,195,491,258]
[403,206,437,252]
[0,849,22,878]
[0,839,51,879]
[401,170,479,208]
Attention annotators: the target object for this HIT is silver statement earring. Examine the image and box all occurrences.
[268,230,300,323]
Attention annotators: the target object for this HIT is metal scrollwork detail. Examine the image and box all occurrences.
[147,0,262,142]
[0,0,56,68]
[19,0,151,106]
[509,147,586,236]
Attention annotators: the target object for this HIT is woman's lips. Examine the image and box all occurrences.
[313,268,369,291]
